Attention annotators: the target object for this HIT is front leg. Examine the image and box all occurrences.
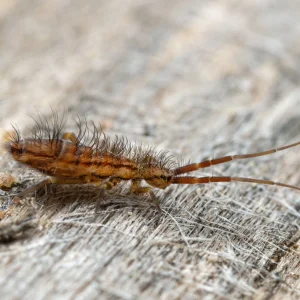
[130,180,161,213]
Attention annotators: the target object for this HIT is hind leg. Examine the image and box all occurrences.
[13,178,53,203]
[13,176,93,203]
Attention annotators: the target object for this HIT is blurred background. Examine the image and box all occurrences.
[0,1,300,299]
[1,1,300,143]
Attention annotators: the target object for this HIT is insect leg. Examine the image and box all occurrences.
[14,176,94,202]
[130,180,161,213]
[97,177,120,201]
[173,141,300,175]
[13,178,53,202]
[94,177,121,213]
[172,176,300,191]
[61,132,77,143]
[95,177,121,191]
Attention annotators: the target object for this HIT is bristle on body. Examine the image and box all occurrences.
[3,111,300,211]
[5,113,177,190]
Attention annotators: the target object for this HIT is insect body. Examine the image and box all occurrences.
[8,135,172,187]
[4,113,300,211]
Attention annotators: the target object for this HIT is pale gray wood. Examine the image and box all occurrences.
[0,1,300,299]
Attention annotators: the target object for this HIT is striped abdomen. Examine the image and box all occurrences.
[6,139,140,182]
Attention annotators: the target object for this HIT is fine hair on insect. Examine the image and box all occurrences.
[3,111,300,212]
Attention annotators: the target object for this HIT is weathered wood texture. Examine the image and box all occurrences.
[0,1,300,299]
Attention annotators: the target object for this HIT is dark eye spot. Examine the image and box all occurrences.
[161,175,172,181]
[10,145,23,155]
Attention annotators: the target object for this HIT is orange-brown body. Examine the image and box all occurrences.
[4,113,300,212]
[7,138,174,189]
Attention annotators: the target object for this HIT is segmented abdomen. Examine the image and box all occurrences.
[7,139,140,181]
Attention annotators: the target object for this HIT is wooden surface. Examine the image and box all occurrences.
[0,1,300,299]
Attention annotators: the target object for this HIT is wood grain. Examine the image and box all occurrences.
[0,1,300,299]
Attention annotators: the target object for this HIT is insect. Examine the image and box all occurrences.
[3,112,300,212]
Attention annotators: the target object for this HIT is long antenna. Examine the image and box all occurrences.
[173,141,300,175]
[171,176,300,191]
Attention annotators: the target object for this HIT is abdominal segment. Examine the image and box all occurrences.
[13,139,139,182]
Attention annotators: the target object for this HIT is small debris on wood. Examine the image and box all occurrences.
[0,173,18,190]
